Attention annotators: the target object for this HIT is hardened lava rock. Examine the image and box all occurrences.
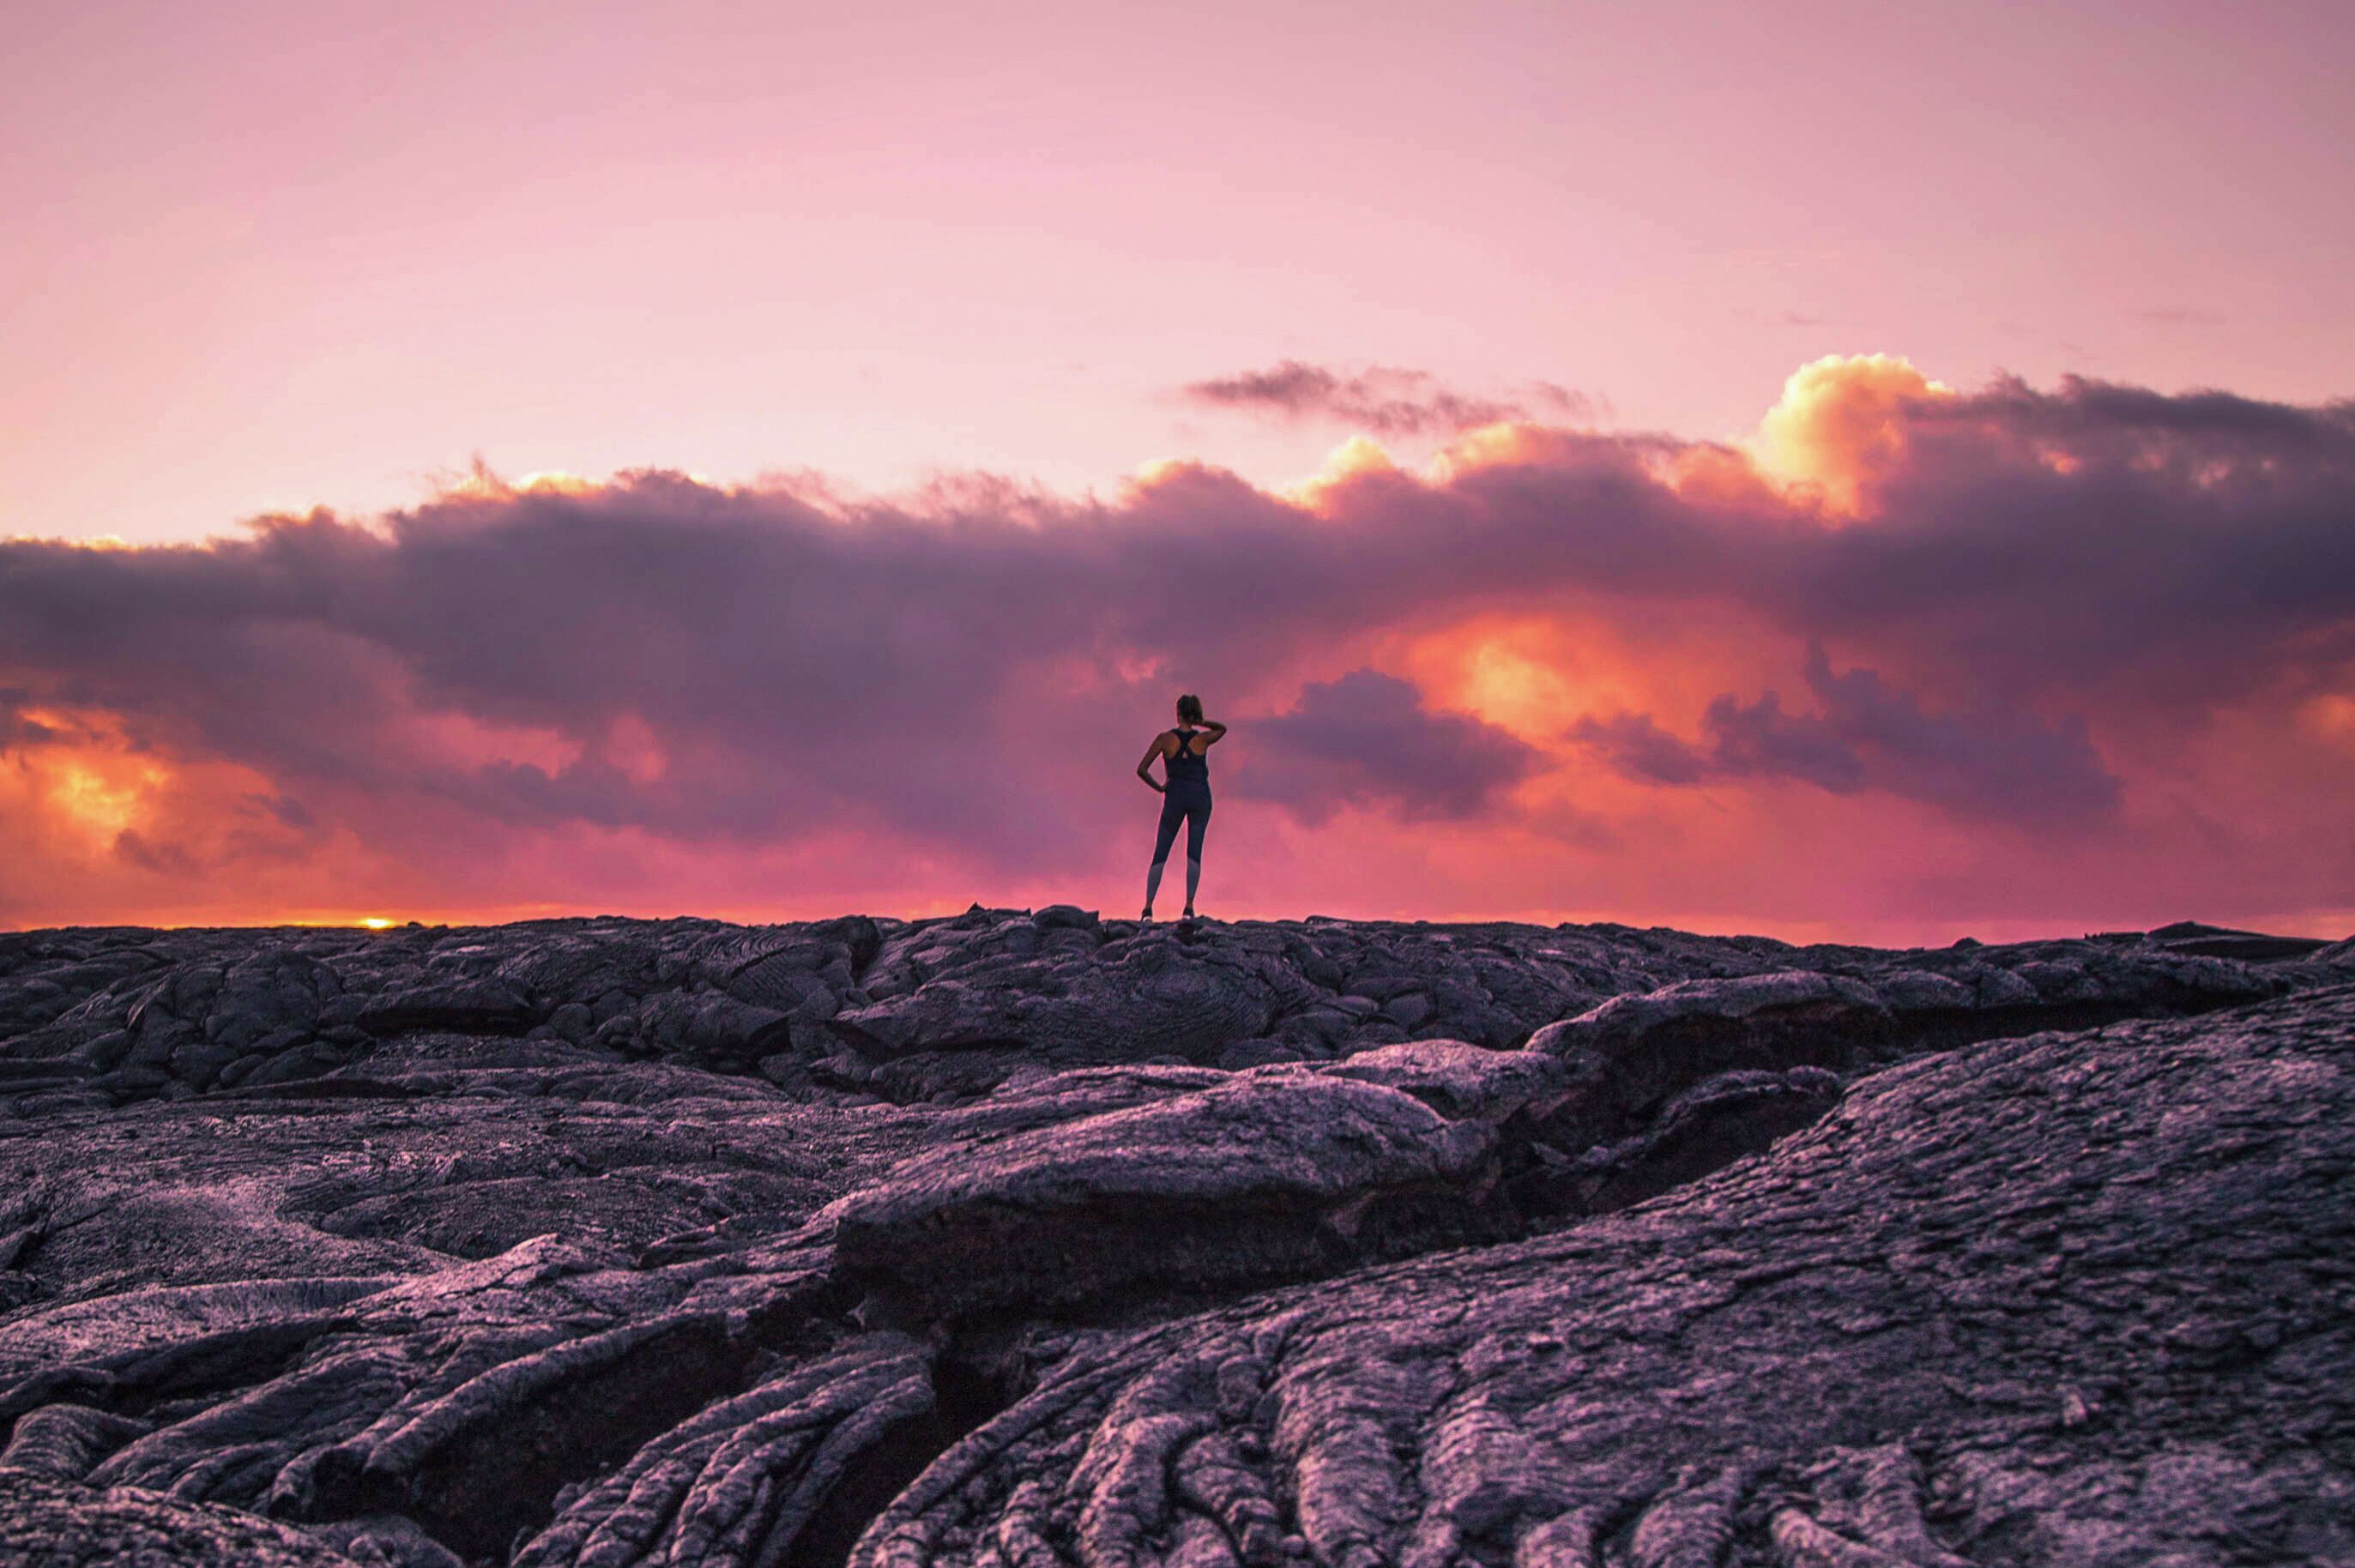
[852,992,2355,1568]
[0,909,2346,1565]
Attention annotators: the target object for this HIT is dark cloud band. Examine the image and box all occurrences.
[1182,360,1595,436]
[1,370,2350,896]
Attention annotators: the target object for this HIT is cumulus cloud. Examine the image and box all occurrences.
[1749,352,1953,516]
[1238,669,1543,825]
[1182,360,1595,436]
[1574,646,2123,827]
[1,358,2352,930]
[0,693,60,750]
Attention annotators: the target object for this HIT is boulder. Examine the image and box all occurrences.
[827,1070,1507,1318]
[346,977,536,1037]
[1528,970,1890,1147]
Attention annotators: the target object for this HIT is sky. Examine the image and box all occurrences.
[3,1,2352,942]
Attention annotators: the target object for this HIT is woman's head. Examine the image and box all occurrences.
[1175,693,1205,725]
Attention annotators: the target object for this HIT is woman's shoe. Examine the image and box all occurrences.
[1140,907,1154,922]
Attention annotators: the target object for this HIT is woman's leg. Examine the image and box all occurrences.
[1145,791,1184,913]
[1183,794,1211,913]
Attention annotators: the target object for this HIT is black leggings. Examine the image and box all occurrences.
[1152,783,1212,865]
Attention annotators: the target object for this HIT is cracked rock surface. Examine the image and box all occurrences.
[1,909,2348,1565]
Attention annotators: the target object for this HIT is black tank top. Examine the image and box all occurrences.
[1166,727,1209,785]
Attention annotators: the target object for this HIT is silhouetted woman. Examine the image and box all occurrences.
[1137,694,1226,920]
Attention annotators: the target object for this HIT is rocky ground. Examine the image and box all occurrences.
[0,908,2350,1565]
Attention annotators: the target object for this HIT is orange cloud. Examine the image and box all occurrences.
[1424,421,1597,484]
[3,708,169,853]
[1392,617,1636,744]
[1281,435,1403,514]
[1750,353,1954,518]
[0,703,338,925]
[400,708,585,775]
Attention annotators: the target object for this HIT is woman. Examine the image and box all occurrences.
[1136,694,1226,921]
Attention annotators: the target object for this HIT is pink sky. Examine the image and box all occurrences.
[3,3,2352,941]
[7,0,2352,541]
